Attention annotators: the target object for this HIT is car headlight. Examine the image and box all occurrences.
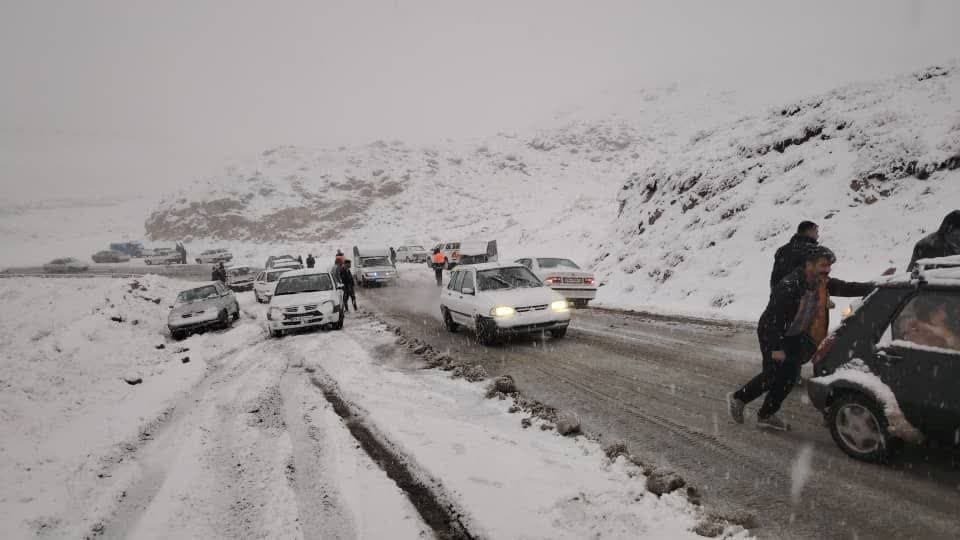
[267,307,281,321]
[491,306,515,318]
[551,300,570,313]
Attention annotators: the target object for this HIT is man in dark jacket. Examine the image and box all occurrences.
[306,254,315,269]
[212,262,227,284]
[770,221,819,288]
[908,210,960,271]
[728,245,874,431]
[339,259,357,312]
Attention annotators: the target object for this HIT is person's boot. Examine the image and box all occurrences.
[727,393,745,424]
[757,413,790,431]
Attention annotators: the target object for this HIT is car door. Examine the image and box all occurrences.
[444,270,465,323]
[458,269,479,328]
[878,290,960,440]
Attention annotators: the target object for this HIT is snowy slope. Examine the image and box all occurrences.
[600,63,960,318]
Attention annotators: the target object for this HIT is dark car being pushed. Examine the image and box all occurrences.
[807,256,960,463]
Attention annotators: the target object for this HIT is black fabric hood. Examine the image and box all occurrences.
[938,210,960,235]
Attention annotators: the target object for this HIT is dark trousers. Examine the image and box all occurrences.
[342,288,357,311]
[434,267,443,286]
[734,334,816,418]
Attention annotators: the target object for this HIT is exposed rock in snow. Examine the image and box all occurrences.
[556,410,582,436]
[646,469,686,496]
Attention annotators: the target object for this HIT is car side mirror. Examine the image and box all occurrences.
[462,287,475,295]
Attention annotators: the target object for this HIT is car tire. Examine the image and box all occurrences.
[442,307,459,333]
[270,329,283,338]
[828,392,893,463]
[218,309,231,329]
[331,308,345,330]
[475,317,498,346]
[171,329,187,341]
[549,327,568,339]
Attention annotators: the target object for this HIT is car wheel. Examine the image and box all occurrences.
[549,327,568,339]
[171,329,187,341]
[331,308,345,330]
[270,329,283,338]
[828,392,893,463]
[475,317,498,346]
[442,307,459,333]
[218,309,231,329]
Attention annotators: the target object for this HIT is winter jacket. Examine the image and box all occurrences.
[770,234,818,288]
[908,210,960,271]
[758,268,874,352]
[338,266,355,290]
[306,255,315,268]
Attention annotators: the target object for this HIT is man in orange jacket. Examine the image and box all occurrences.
[431,248,447,287]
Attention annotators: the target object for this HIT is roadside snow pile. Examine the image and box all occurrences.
[296,320,750,539]
[599,62,960,319]
[813,360,924,443]
[0,276,255,538]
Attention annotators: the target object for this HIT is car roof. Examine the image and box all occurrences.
[275,268,333,278]
[453,261,523,272]
[355,246,391,257]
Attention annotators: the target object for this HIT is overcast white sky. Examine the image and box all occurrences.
[1,0,958,202]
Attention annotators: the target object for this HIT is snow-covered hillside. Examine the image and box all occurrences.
[600,63,960,317]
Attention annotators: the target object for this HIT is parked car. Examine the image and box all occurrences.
[429,240,498,270]
[167,281,240,340]
[43,257,89,273]
[253,267,295,303]
[109,241,144,257]
[225,265,256,292]
[265,255,298,269]
[91,250,131,264]
[144,248,181,265]
[353,246,398,287]
[395,245,429,263]
[195,248,233,265]
[440,262,570,345]
[266,269,344,337]
[514,257,597,307]
[807,256,960,463]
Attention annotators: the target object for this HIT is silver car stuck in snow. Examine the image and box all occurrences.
[168,281,240,340]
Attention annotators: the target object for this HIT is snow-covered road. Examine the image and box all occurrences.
[1,276,741,539]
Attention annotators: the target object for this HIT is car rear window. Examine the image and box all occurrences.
[537,258,581,270]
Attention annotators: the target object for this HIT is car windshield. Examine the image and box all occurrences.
[228,267,250,276]
[537,258,580,270]
[266,271,286,282]
[477,266,543,290]
[177,285,220,303]
[407,245,425,251]
[274,274,334,295]
[362,257,391,267]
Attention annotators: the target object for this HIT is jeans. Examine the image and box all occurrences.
[734,334,817,418]
[342,289,357,311]
[434,267,443,286]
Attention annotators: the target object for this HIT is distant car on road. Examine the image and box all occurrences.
[514,257,597,307]
[265,255,299,269]
[253,267,295,303]
[353,246,398,287]
[109,242,144,258]
[395,245,429,263]
[43,257,89,273]
[225,265,256,292]
[144,248,181,265]
[195,248,233,265]
[91,250,132,264]
[266,269,344,337]
[168,281,240,340]
[807,256,960,463]
[430,240,498,270]
[440,262,570,345]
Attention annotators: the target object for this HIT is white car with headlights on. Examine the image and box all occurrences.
[515,257,597,307]
[440,262,570,345]
[266,269,344,337]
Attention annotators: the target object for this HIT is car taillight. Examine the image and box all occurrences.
[811,334,836,365]
[584,277,595,285]
[545,276,560,285]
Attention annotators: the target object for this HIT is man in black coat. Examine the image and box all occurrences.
[211,262,227,284]
[908,210,960,271]
[728,245,874,431]
[339,259,358,313]
[306,254,315,269]
[770,221,819,288]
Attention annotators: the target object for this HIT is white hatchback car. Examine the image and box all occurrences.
[253,267,295,303]
[266,269,344,337]
[514,257,597,307]
[440,262,570,345]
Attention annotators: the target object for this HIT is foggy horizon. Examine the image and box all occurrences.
[2,0,959,202]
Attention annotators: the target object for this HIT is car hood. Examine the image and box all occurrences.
[170,299,220,318]
[269,290,339,308]
[480,287,563,307]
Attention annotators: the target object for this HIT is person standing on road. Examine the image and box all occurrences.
[339,259,358,312]
[770,221,819,288]
[431,248,447,287]
[211,262,227,283]
[306,254,315,269]
[728,246,874,431]
[335,250,345,267]
[907,210,960,271]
